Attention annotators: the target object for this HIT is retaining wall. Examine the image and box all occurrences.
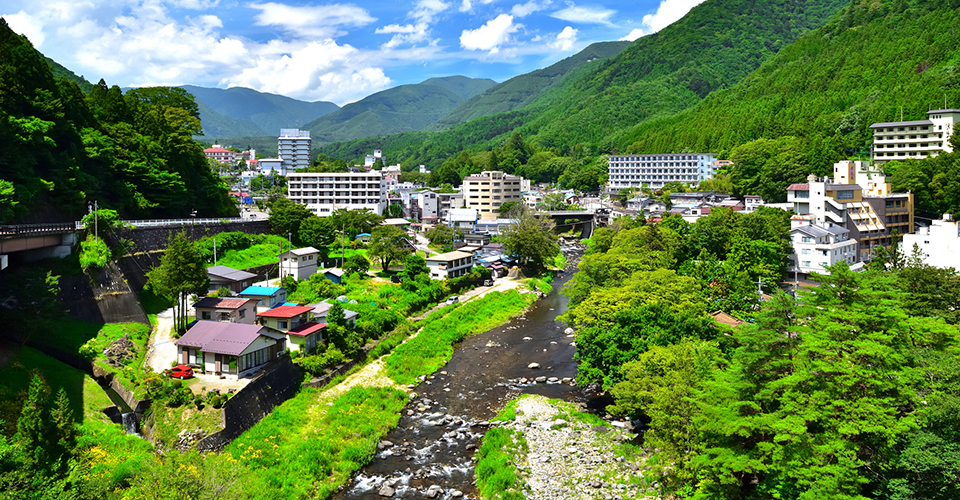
[194,355,303,452]
[116,220,270,253]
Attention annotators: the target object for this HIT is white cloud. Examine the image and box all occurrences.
[459,13,518,54]
[459,0,472,12]
[2,11,46,46]
[510,0,549,17]
[550,4,615,25]
[250,2,375,38]
[376,22,430,49]
[623,0,706,39]
[412,0,450,23]
[549,25,576,51]
[223,40,391,103]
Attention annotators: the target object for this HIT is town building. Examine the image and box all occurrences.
[207,266,256,294]
[785,162,914,262]
[743,195,765,212]
[280,247,320,281]
[203,145,237,165]
[364,150,385,167]
[869,109,959,163]
[437,192,465,220]
[239,286,288,309]
[607,153,719,191]
[901,214,960,269]
[310,301,359,328]
[258,158,286,177]
[462,171,523,221]
[257,305,322,353]
[286,170,386,216]
[278,128,311,171]
[193,297,258,325]
[175,321,285,378]
[787,214,860,277]
[425,250,477,280]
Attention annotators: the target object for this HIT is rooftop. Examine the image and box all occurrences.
[869,119,934,129]
[239,286,283,296]
[174,321,268,356]
[426,250,475,262]
[207,266,257,282]
[257,305,314,318]
[283,247,320,257]
[286,322,327,337]
[192,297,257,310]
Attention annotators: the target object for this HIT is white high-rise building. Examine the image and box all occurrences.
[278,128,311,171]
[286,171,386,216]
[869,108,959,163]
[607,153,718,191]
[901,215,960,269]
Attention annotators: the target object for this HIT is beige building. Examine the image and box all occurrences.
[286,170,386,216]
[462,171,523,221]
[869,109,959,163]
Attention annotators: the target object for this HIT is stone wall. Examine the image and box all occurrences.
[194,355,303,452]
[117,220,270,254]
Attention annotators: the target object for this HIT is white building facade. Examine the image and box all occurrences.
[901,215,960,269]
[280,247,320,280]
[608,153,718,191]
[869,109,959,163]
[788,215,860,276]
[286,171,386,216]
[278,128,312,171]
[426,251,477,280]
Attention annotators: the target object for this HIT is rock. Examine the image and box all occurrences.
[548,377,559,383]
[528,363,540,369]
[564,327,575,335]
[466,444,477,450]
[535,376,547,383]
[377,440,393,450]
[523,337,532,341]
[378,485,395,497]
[451,491,463,498]
[520,378,528,383]
[424,485,443,498]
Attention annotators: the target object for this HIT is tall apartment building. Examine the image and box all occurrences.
[869,109,959,163]
[278,128,311,171]
[462,171,523,221]
[607,153,718,191]
[786,161,914,262]
[286,170,385,216]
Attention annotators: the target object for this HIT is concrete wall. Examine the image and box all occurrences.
[194,355,302,452]
[116,220,270,253]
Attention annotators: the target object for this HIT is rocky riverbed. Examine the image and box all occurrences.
[502,395,655,500]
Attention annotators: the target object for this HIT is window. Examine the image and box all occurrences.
[795,190,809,199]
[802,248,811,255]
[201,311,211,320]
[801,236,813,243]
[239,309,246,319]
[219,312,230,321]
[836,190,854,200]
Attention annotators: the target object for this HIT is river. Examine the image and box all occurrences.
[334,248,599,499]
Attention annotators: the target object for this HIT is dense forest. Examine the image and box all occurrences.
[0,20,235,224]
[566,211,960,499]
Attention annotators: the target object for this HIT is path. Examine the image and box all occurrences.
[146,306,176,374]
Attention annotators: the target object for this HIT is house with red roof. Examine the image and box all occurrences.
[174,321,286,378]
[193,297,259,325]
[203,145,237,164]
[256,305,324,353]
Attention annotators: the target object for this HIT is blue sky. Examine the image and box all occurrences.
[2,0,705,105]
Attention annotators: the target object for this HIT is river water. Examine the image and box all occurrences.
[334,248,599,499]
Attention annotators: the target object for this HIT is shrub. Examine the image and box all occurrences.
[79,235,111,272]
[210,395,222,409]
[166,387,193,408]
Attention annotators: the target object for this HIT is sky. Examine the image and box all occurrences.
[2,0,706,105]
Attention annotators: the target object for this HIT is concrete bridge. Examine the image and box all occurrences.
[544,210,596,239]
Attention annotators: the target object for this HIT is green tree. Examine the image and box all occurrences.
[497,201,522,217]
[148,232,209,334]
[367,225,409,271]
[343,254,370,276]
[499,208,559,270]
[268,197,312,237]
[327,208,384,240]
[383,203,404,218]
[425,224,459,246]
[327,301,346,328]
[539,192,570,211]
[298,215,335,248]
[401,254,429,283]
[14,374,50,466]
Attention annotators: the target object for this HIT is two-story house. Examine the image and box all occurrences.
[193,297,258,324]
[256,305,324,353]
[280,247,320,281]
[174,321,286,379]
[207,266,256,294]
[425,250,477,280]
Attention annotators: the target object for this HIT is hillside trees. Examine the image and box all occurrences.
[148,232,209,334]
[499,208,559,271]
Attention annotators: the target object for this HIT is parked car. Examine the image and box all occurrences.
[483,279,492,286]
[444,296,460,306]
[168,364,194,379]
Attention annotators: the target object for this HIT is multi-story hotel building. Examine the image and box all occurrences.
[278,128,312,171]
[286,171,386,216]
[869,109,959,163]
[607,153,718,191]
[462,171,523,221]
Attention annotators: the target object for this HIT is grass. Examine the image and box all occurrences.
[0,344,114,436]
[215,234,290,269]
[150,402,225,449]
[475,399,530,500]
[139,286,171,326]
[384,290,536,385]
[224,386,408,499]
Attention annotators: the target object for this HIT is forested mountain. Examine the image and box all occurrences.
[0,19,235,224]
[319,0,849,169]
[432,41,630,129]
[180,85,339,139]
[44,56,92,93]
[303,76,496,145]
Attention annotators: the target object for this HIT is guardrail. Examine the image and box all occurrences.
[119,217,259,228]
[0,222,77,237]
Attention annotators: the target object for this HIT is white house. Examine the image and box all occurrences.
[280,247,320,280]
[174,321,285,379]
[426,250,477,280]
[788,215,860,277]
[901,214,960,269]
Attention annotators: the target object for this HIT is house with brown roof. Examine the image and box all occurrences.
[207,265,257,294]
[256,305,323,353]
[174,321,285,378]
[193,297,258,324]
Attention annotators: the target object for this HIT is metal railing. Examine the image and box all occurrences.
[0,222,77,237]
[118,217,260,228]
[1,217,262,237]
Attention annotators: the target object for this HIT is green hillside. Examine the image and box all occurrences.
[181,84,339,138]
[304,76,496,145]
[0,19,234,223]
[319,0,849,169]
[44,56,93,92]
[432,41,630,129]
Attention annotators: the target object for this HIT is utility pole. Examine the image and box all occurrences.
[94,200,98,245]
[341,222,346,267]
[214,238,217,266]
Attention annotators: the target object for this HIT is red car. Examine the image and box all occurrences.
[168,365,194,379]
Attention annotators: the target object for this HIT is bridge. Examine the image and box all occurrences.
[544,210,596,239]
[0,216,265,270]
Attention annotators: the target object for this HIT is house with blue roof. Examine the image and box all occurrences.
[239,286,287,308]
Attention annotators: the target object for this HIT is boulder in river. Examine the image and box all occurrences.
[528,363,540,369]
[378,485,395,497]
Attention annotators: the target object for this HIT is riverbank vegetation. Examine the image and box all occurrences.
[565,209,960,499]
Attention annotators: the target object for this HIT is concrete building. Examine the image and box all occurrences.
[280,247,320,281]
[286,170,386,216]
[278,128,311,171]
[607,153,718,191]
[901,214,960,269]
[193,297,258,325]
[258,158,286,177]
[437,192,465,220]
[786,162,914,262]
[364,150,384,167]
[426,250,477,280]
[788,214,860,277]
[462,171,523,221]
[203,145,236,165]
[870,109,959,163]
